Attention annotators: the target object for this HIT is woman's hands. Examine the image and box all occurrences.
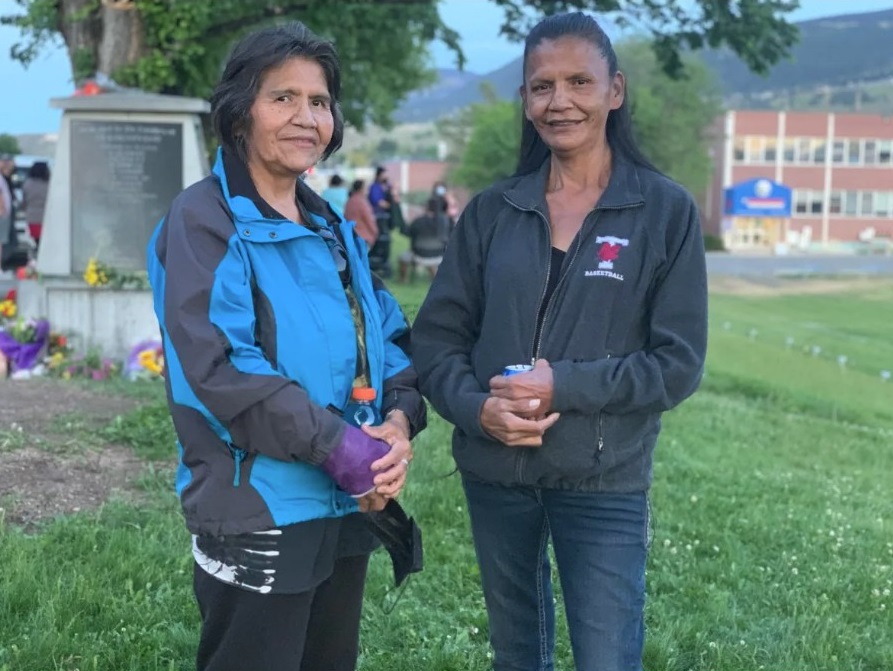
[482,359,560,447]
[361,409,413,502]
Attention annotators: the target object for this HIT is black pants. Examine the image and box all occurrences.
[194,553,370,671]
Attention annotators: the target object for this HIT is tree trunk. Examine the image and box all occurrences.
[60,0,147,85]
[60,0,102,83]
[97,0,148,81]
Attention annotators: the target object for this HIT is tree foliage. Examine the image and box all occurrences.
[617,39,722,195]
[2,1,797,131]
[450,39,722,195]
[0,134,22,155]
[489,0,800,77]
[0,0,461,129]
[449,98,521,193]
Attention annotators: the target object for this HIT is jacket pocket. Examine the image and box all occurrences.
[597,410,659,473]
[536,411,601,476]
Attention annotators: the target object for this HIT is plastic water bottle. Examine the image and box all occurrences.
[345,386,381,427]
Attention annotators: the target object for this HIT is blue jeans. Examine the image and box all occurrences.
[462,477,649,671]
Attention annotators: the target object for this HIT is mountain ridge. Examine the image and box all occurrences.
[394,7,893,122]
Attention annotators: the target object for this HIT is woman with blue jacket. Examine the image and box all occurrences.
[147,23,425,671]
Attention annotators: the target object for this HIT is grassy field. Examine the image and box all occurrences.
[1,275,892,671]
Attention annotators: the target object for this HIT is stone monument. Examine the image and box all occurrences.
[18,91,210,359]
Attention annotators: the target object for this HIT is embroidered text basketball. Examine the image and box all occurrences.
[585,235,629,280]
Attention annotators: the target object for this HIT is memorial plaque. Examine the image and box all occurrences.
[70,120,183,272]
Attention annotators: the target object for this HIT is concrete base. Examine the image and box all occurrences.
[17,278,159,360]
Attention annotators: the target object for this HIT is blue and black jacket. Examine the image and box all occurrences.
[147,150,425,537]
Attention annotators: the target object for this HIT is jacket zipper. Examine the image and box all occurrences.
[596,354,612,454]
[229,445,247,487]
[531,210,601,361]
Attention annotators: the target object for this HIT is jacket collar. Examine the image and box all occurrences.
[504,153,645,213]
[212,147,340,227]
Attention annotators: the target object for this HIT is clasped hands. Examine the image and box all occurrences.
[480,359,560,447]
[357,409,412,512]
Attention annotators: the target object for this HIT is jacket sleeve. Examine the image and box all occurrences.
[372,274,427,439]
[410,198,490,438]
[155,194,345,465]
[550,196,708,415]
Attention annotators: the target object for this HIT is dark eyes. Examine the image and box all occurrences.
[531,78,591,92]
[274,95,330,109]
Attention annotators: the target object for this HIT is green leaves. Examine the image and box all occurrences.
[1,0,798,131]
[489,0,799,77]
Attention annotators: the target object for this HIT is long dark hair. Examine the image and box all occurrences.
[211,22,344,163]
[516,12,657,176]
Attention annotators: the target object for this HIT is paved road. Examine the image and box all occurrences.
[706,252,893,277]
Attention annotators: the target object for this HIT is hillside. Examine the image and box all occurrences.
[702,7,893,108]
[394,7,893,121]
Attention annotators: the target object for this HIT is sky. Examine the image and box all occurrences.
[1,0,892,135]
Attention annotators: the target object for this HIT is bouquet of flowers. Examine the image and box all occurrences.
[124,339,165,379]
[0,289,16,320]
[44,332,74,372]
[0,317,50,375]
[83,257,150,290]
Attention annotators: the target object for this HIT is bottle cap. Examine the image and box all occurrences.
[350,386,377,401]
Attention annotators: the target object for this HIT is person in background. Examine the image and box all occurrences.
[366,167,395,277]
[368,166,391,218]
[397,197,449,283]
[344,178,378,249]
[411,12,707,671]
[321,173,348,212]
[431,180,459,224]
[0,154,14,264]
[146,22,425,671]
[22,161,50,250]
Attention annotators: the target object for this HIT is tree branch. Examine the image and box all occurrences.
[205,0,433,35]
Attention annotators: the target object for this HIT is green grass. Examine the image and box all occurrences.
[1,278,892,670]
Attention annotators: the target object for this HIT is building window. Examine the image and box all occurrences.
[832,140,845,163]
[875,192,891,218]
[733,138,745,162]
[797,138,812,163]
[810,194,823,214]
[847,140,861,164]
[813,140,827,164]
[879,140,892,165]
[860,191,873,215]
[844,191,858,216]
[865,141,877,165]
[829,191,842,215]
[783,139,796,163]
[745,136,764,163]
[764,138,778,162]
[793,189,823,216]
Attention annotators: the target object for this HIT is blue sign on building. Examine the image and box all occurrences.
[724,178,792,217]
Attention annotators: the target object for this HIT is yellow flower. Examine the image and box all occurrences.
[0,300,15,318]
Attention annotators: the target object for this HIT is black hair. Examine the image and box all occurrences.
[350,179,365,194]
[375,166,387,179]
[329,174,344,187]
[211,22,344,163]
[28,161,50,181]
[516,12,657,176]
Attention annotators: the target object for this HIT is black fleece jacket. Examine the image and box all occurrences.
[411,156,708,492]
